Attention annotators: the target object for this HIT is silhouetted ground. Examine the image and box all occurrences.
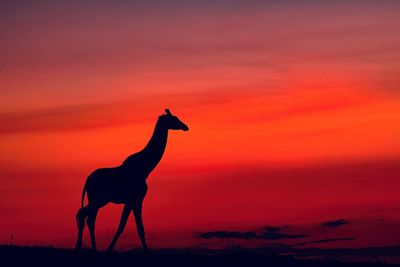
[1,246,400,267]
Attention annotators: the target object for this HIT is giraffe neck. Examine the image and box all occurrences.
[141,118,168,172]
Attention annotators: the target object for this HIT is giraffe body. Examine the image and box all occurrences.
[75,109,188,251]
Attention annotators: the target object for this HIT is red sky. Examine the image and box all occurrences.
[1,1,400,249]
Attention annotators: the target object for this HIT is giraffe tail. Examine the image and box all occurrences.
[81,181,87,208]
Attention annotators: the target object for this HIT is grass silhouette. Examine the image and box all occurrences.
[1,245,399,267]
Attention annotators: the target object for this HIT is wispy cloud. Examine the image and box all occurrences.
[0,102,146,134]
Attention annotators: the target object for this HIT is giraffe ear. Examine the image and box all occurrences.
[165,109,172,115]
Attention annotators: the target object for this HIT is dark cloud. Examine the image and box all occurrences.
[258,232,306,240]
[258,227,306,240]
[321,219,349,228]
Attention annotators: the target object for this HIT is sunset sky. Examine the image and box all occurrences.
[1,1,400,250]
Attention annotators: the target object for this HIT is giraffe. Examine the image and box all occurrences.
[75,109,189,252]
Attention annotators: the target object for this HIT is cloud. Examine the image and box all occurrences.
[258,232,306,240]
[0,102,142,134]
[321,219,349,228]
[258,226,306,240]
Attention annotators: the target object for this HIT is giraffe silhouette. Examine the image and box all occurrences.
[75,109,189,252]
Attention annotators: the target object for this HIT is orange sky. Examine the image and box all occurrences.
[1,1,400,249]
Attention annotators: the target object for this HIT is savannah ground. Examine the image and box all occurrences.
[1,245,399,267]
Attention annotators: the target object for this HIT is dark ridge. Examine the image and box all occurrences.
[198,228,306,240]
[294,237,355,247]
[198,231,257,239]
[0,245,398,267]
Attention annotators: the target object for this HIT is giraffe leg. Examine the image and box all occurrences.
[75,206,89,250]
[86,207,99,251]
[133,203,148,252]
[107,204,131,252]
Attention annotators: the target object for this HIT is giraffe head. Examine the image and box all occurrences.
[160,109,189,131]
